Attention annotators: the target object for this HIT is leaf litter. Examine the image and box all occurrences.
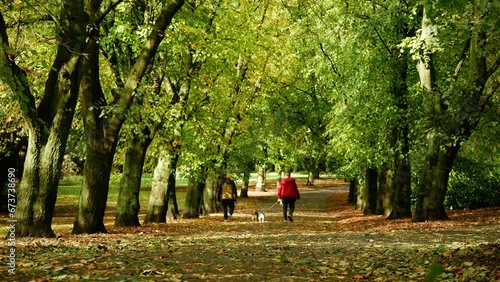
[1,178,498,281]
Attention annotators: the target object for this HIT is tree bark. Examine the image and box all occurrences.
[204,173,223,213]
[144,151,179,223]
[387,160,412,219]
[255,165,266,192]
[414,140,460,221]
[240,171,250,198]
[375,164,392,216]
[363,168,378,215]
[355,179,363,210]
[183,176,206,219]
[348,178,357,205]
[115,132,152,227]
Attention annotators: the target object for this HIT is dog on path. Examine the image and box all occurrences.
[252,211,265,222]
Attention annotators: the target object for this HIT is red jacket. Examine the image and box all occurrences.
[278,177,300,199]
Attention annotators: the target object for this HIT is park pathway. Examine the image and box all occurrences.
[3,179,499,281]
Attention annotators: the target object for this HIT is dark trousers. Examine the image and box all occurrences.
[281,198,296,220]
[221,199,235,220]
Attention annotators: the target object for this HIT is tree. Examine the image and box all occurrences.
[73,0,184,234]
[408,1,500,221]
[1,1,85,237]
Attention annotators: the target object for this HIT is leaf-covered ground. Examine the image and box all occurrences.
[1,178,499,281]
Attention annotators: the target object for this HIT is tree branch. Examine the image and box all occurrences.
[112,0,184,116]
[487,56,500,78]
[0,12,36,125]
[319,42,342,78]
[96,0,125,25]
[5,14,53,28]
[372,25,392,56]
[453,37,471,81]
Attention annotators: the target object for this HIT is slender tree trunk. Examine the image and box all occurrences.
[115,133,152,227]
[183,176,206,219]
[307,171,314,186]
[15,128,41,236]
[240,171,250,197]
[348,178,357,205]
[73,33,116,234]
[363,168,378,215]
[355,179,363,210]
[165,154,180,220]
[255,165,266,192]
[312,161,320,179]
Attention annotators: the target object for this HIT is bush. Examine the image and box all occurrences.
[446,157,500,209]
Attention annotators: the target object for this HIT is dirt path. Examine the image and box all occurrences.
[2,180,499,281]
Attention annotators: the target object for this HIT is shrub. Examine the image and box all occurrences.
[446,157,500,209]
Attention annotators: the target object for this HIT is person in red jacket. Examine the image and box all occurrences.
[278,172,300,222]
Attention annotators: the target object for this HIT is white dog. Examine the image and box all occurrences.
[252,211,265,222]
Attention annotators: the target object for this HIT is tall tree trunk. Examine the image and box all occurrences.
[165,154,180,220]
[73,32,116,234]
[115,132,152,227]
[204,173,223,213]
[255,165,266,192]
[183,176,206,219]
[355,179,363,210]
[414,141,460,221]
[73,146,114,234]
[1,4,83,237]
[240,171,250,198]
[306,171,314,186]
[376,164,392,216]
[387,159,412,219]
[144,151,179,223]
[73,0,184,234]
[348,178,357,205]
[363,168,378,215]
[387,17,413,220]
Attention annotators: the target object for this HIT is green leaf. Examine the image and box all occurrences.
[20,103,28,113]
[425,263,445,282]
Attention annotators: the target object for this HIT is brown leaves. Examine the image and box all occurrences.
[2,179,499,281]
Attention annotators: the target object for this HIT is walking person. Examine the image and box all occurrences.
[278,171,300,222]
[217,173,238,222]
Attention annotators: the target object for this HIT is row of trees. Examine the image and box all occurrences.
[1,0,498,237]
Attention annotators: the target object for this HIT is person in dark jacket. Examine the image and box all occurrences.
[217,173,238,222]
[278,172,300,222]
